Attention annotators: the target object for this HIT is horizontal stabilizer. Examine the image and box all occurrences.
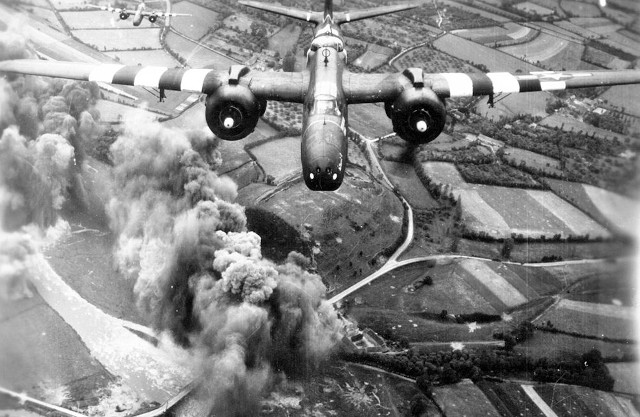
[238,0,323,23]
[334,3,420,24]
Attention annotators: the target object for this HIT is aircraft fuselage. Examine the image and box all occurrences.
[301,17,348,191]
[133,4,145,26]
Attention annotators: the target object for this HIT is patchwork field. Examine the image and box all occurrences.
[599,31,640,57]
[72,28,162,50]
[475,89,553,121]
[249,137,301,183]
[599,84,640,118]
[534,298,636,340]
[554,21,601,39]
[421,162,611,239]
[477,381,547,417]
[434,34,544,73]
[452,26,513,45]
[105,49,181,66]
[583,45,631,69]
[459,259,529,309]
[60,10,156,29]
[94,99,161,123]
[171,1,220,40]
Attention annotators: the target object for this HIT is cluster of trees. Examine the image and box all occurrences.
[584,112,627,135]
[416,145,495,165]
[457,163,543,189]
[343,347,616,391]
[412,160,459,203]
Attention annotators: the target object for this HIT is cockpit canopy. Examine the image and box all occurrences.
[310,35,344,52]
[313,96,341,115]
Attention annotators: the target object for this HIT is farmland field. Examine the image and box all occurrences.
[598,84,640,118]
[477,381,546,417]
[554,20,601,39]
[73,28,162,50]
[434,34,543,73]
[513,1,554,15]
[503,147,562,175]
[534,384,638,417]
[528,21,584,41]
[499,33,573,64]
[105,50,180,66]
[61,11,156,29]
[533,298,636,340]
[451,26,512,45]
[582,183,639,232]
[171,1,219,40]
[539,113,630,142]
[352,50,389,71]
[392,45,479,74]
[267,24,301,58]
[599,31,640,57]
[459,259,528,308]
[519,331,637,360]
[433,380,501,417]
[420,161,467,188]
[606,363,640,395]
[380,161,438,209]
[583,46,630,69]
[566,269,637,306]
[563,1,602,16]
[461,185,610,239]
[249,137,301,182]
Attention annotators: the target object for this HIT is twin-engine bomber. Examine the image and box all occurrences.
[89,0,191,26]
[2,0,640,190]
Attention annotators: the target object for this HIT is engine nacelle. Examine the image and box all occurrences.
[205,84,262,141]
[119,12,130,20]
[387,86,446,145]
[148,14,158,23]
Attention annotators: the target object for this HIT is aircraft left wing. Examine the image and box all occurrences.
[343,69,640,103]
[0,59,308,101]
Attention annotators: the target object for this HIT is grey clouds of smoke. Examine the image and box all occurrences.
[109,112,342,415]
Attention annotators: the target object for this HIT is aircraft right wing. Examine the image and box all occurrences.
[333,3,419,24]
[140,11,192,17]
[342,69,640,103]
[0,59,308,102]
[87,4,124,13]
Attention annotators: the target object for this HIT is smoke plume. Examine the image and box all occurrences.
[0,27,102,301]
[109,111,342,414]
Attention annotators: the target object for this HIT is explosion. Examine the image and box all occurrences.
[109,112,342,414]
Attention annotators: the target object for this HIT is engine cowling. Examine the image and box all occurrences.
[119,12,129,20]
[205,84,262,141]
[387,87,446,145]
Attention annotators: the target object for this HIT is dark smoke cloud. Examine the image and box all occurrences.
[109,112,342,414]
[0,28,103,304]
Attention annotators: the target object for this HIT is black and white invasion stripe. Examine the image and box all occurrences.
[432,72,579,98]
[87,65,221,93]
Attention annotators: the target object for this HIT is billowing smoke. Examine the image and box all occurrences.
[0,27,102,301]
[109,112,342,414]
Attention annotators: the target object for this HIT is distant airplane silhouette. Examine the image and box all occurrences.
[88,0,190,26]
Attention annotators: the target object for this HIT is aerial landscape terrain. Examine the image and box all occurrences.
[0,0,638,415]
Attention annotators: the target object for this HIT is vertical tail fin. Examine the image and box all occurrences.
[324,0,333,18]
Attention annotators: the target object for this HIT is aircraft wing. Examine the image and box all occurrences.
[343,69,640,103]
[239,0,323,23]
[87,4,123,13]
[333,3,420,24]
[0,59,307,101]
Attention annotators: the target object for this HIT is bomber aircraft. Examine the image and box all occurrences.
[88,0,191,26]
[1,0,640,190]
